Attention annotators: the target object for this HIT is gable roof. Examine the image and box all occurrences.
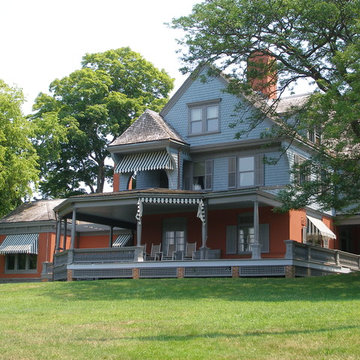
[109,109,187,147]
[0,199,64,224]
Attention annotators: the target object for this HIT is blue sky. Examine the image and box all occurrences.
[0,0,201,113]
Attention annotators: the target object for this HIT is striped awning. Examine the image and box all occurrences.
[115,151,174,174]
[112,234,132,248]
[0,234,39,254]
[307,216,336,239]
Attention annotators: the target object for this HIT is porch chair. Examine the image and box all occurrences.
[149,243,162,261]
[163,243,176,260]
[184,242,196,260]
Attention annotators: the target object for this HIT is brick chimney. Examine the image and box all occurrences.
[247,50,277,99]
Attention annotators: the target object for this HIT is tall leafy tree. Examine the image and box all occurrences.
[0,80,39,217]
[172,0,360,214]
[31,47,174,197]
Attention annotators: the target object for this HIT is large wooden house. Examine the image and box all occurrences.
[1,63,359,282]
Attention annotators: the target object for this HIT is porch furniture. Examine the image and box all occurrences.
[149,243,162,261]
[184,242,196,260]
[163,243,175,260]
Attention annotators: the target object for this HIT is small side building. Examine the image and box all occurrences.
[0,199,64,282]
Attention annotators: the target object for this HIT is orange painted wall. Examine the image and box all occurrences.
[0,232,56,280]
[77,234,110,249]
[113,173,120,192]
[140,206,291,259]
[289,209,306,243]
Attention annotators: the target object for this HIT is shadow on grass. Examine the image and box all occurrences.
[74,325,360,342]
[38,273,360,303]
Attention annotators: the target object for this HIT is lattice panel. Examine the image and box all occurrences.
[184,266,232,277]
[140,267,177,278]
[240,265,285,277]
[73,268,133,279]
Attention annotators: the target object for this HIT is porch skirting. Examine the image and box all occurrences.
[53,258,352,281]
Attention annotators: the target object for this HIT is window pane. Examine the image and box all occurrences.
[193,162,205,177]
[239,157,254,171]
[29,255,37,270]
[207,105,218,119]
[228,157,236,172]
[191,120,202,134]
[18,254,27,270]
[207,118,218,132]
[239,172,254,187]
[191,108,202,121]
[228,173,236,188]
[6,255,15,270]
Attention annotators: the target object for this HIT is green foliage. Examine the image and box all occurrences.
[0,80,39,217]
[31,47,174,197]
[173,0,360,214]
[0,275,359,359]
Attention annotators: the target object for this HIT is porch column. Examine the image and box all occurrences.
[252,200,261,259]
[197,199,208,259]
[135,199,143,247]
[63,218,67,250]
[70,208,77,250]
[109,226,114,248]
[55,218,61,253]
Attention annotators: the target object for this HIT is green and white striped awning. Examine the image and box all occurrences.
[112,234,132,247]
[0,234,39,254]
[115,151,174,174]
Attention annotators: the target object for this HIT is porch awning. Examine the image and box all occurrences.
[112,234,132,247]
[0,234,39,254]
[115,151,174,174]
[307,216,336,239]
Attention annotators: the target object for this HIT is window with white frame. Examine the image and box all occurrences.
[294,154,310,184]
[228,155,264,189]
[189,100,220,135]
[193,160,213,190]
[162,218,186,256]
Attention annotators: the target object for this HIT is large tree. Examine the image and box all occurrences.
[31,47,174,197]
[0,80,39,217]
[172,0,360,214]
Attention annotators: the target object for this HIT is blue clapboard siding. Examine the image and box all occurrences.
[164,70,274,148]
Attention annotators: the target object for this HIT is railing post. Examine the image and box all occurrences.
[335,250,340,266]
[67,249,74,264]
[133,247,144,262]
[284,240,295,259]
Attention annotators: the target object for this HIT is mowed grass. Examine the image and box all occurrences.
[0,274,359,360]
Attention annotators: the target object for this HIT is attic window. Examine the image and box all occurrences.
[188,99,221,135]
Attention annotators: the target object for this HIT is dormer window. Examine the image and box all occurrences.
[188,99,221,135]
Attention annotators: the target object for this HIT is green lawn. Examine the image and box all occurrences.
[0,274,359,360]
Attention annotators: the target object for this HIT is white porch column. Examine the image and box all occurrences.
[135,199,143,247]
[252,200,261,259]
[197,199,208,259]
[70,208,77,250]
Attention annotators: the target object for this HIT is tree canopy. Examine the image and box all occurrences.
[172,0,360,214]
[0,80,39,217]
[31,47,174,197]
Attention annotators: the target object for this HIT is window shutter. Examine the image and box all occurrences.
[255,154,264,186]
[259,224,269,253]
[226,225,237,254]
[205,159,213,190]
[228,157,236,188]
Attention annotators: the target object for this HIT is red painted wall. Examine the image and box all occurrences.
[289,209,306,244]
[322,216,336,249]
[113,173,120,192]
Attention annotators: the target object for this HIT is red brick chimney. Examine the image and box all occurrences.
[247,51,277,99]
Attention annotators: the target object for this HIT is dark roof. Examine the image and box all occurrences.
[0,199,64,223]
[110,109,187,147]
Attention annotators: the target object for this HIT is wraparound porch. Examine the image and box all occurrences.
[51,240,360,281]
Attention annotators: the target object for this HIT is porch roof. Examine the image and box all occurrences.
[54,188,281,230]
[0,233,39,254]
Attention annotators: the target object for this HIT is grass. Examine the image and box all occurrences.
[0,274,359,360]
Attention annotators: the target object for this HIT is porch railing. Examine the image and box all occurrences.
[285,240,360,270]
[54,246,144,266]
